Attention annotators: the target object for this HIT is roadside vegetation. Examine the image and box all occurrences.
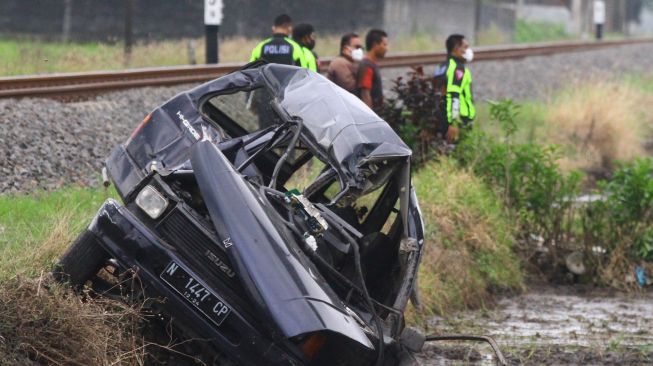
[0,25,580,76]
[0,187,150,365]
[411,158,523,322]
[514,19,570,43]
[385,71,653,304]
[0,34,445,76]
[2,71,652,363]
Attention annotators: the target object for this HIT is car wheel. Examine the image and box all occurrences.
[53,229,109,288]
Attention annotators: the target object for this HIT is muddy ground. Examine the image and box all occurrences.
[416,285,653,365]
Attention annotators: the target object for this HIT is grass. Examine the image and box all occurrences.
[545,78,653,174]
[0,24,579,77]
[0,33,448,77]
[0,186,147,365]
[474,74,653,177]
[514,20,571,44]
[409,158,524,324]
[0,186,116,278]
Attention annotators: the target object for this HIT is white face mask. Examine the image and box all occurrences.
[463,48,474,62]
[351,48,364,62]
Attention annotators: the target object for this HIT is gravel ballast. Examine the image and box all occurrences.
[1,43,652,194]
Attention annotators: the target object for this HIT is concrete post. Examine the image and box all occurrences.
[571,0,583,36]
[62,0,72,42]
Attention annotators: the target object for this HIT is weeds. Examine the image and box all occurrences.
[582,159,653,287]
[457,100,583,258]
[0,274,146,366]
[546,80,652,176]
[410,158,523,322]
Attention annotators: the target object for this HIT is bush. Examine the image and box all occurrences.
[582,159,653,286]
[456,100,583,253]
[381,67,442,164]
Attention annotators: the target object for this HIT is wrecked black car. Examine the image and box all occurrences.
[54,63,425,366]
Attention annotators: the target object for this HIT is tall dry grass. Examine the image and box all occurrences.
[546,80,653,174]
[0,218,147,365]
[408,159,523,325]
[0,275,146,366]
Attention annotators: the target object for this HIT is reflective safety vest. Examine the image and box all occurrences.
[300,46,318,72]
[444,57,475,124]
[250,34,307,68]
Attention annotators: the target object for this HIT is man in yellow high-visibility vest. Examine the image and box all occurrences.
[433,34,476,143]
[292,23,319,72]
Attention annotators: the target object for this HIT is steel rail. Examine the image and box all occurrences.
[1,37,651,99]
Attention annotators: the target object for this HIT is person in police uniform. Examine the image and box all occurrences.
[433,34,476,143]
[292,23,319,72]
[250,14,307,68]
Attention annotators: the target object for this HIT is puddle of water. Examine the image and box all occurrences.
[418,286,653,365]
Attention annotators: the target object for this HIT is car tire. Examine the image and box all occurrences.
[53,229,109,288]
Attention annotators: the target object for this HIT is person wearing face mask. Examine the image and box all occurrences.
[327,33,363,94]
[433,34,476,143]
[250,14,307,68]
[357,29,389,111]
[292,23,319,72]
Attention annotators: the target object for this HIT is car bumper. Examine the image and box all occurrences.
[87,198,302,366]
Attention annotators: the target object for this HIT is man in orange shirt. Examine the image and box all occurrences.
[356,29,388,112]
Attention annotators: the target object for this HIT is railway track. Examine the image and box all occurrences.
[1,37,651,99]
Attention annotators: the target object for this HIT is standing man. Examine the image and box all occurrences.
[356,29,388,111]
[433,34,476,143]
[327,33,364,94]
[250,14,307,68]
[292,23,319,72]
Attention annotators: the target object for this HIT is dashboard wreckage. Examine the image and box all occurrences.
[54,62,428,366]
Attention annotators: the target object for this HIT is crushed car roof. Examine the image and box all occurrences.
[119,64,411,196]
[189,64,411,187]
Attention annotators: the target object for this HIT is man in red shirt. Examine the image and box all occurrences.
[356,29,388,112]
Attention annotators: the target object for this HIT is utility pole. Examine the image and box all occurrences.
[593,0,605,40]
[620,0,628,35]
[62,0,72,42]
[205,0,223,64]
[124,0,134,66]
[474,0,481,44]
[516,0,524,18]
[571,0,582,36]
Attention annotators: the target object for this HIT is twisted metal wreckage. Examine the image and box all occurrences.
[55,62,506,365]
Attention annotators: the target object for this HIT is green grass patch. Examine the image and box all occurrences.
[514,20,571,43]
[0,186,116,278]
[0,32,449,76]
[409,158,523,322]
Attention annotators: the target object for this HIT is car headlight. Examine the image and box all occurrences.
[135,185,168,219]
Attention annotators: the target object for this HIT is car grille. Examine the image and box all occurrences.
[157,208,242,295]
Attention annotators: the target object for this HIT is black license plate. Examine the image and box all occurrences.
[160,261,231,326]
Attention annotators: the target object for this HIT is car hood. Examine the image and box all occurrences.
[190,140,374,348]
